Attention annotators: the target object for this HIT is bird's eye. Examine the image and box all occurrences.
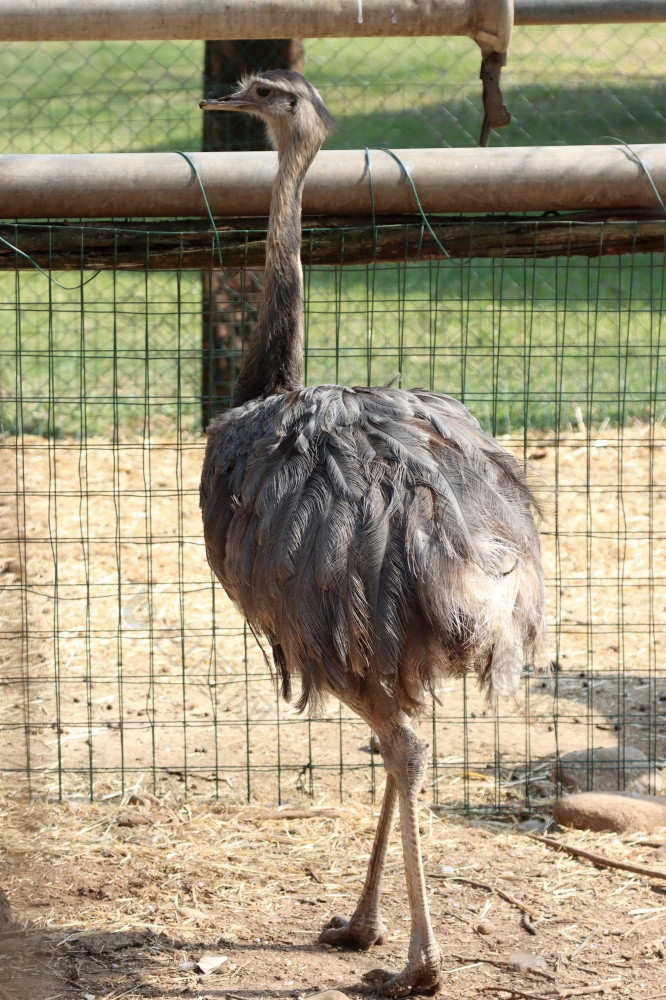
[256,86,271,98]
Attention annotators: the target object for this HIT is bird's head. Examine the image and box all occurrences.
[200,70,334,157]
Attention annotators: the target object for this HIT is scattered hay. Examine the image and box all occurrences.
[0,792,665,999]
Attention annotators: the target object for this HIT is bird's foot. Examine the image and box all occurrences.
[319,913,386,951]
[362,954,441,997]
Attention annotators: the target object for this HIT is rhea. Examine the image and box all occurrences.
[199,71,545,996]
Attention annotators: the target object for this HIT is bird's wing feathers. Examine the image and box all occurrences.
[200,384,545,711]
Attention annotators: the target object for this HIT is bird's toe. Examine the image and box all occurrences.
[319,914,386,950]
[362,958,441,996]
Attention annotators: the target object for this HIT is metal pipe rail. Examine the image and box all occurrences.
[2,0,665,43]
[515,1,666,24]
[2,145,665,218]
[1,0,511,44]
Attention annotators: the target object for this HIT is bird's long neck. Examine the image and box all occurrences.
[232,141,313,406]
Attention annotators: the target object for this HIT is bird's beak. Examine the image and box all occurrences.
[199,94,252,112]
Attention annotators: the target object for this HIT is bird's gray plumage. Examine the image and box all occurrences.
[199,70,545,995]
[200,382,544,714]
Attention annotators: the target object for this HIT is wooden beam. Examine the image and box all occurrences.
[2,215,664,271]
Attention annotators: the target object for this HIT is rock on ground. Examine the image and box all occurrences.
[305,993,349,1000]
[553,746,663,794]
[553,791,666,833]
[507,951,548,974]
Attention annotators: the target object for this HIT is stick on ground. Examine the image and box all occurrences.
[432,873,540,918]
[527,833,666,881]
[557,980,622,998]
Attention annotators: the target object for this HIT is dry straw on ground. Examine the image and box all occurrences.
[1,424,665,997]
[0,793,665,999]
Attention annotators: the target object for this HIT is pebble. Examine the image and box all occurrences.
[519,818,548,834]
[507,951,548,974]
[475,919,495,935]
[194,953,228,975]
[116,812,155,827]
[304,993,349,1000]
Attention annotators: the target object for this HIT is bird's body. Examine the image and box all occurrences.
[201,381,543,717]
[200,70,545,996]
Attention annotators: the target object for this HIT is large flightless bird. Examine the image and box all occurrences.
[200,71,545,995]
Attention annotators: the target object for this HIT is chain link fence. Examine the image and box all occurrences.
[1,26,664,154]
[0,25,664,808]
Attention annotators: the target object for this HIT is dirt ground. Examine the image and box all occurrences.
[0,794,665,1000]
[1,425,664,806]
[1,425,665,998]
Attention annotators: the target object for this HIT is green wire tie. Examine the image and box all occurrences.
[175,150,226,268]
[0,229,101,290]
[364,146,451,259]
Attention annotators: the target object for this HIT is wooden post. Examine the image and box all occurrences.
[201,39,303,428]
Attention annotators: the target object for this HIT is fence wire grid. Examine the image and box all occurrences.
[1,25,665,153]
[1,224,664,809]
[0,25,665,811]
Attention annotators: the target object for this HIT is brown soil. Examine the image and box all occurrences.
[0,796,665,1000]
[1,426,664,806]
[1,425,665,999]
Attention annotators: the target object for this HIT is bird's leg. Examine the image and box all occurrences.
[364,724,441,997]
[319,772,397,950]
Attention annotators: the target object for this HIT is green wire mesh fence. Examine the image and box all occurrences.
[0,26,665,810]
[0,220,664,809]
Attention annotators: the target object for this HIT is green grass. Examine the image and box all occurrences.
[305,253,666,433]
[2,248,663,438]
[0,27,665,437]
[1,27,664,153]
